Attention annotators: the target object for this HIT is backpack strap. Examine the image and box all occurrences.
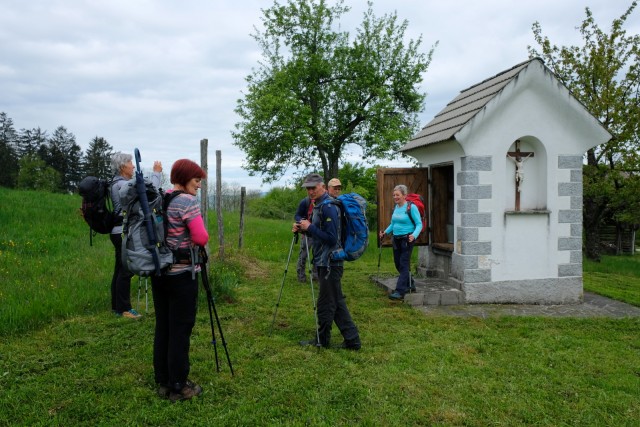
[162,190,185,236]
[162,190,192,269]
[405,201,416,228]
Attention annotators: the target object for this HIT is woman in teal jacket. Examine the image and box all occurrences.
[379,185,422,300]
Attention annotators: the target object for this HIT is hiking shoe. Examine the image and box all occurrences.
[409,277,417,292]
[337,339,361,351]
[157,384,171,399]
[169,380,202,403]
[388,291,404,301]
[121,309,142,319]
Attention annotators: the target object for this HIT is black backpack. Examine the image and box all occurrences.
[79,176,117,243]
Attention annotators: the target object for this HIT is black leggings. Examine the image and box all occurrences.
[110,233,133,313]
[151,271,198,388]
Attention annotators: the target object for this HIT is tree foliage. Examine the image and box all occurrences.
[16,154,61,192]
[40,126,83,193]
[337,162,378,201]
[233,0,435,183]
[16,127,47,159]
[528,1,640,260]
[0,112,19,187]
[83,136,114,180]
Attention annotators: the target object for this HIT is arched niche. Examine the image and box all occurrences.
[505,137,547,211]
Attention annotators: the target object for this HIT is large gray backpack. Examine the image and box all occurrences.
[119,178,173,276]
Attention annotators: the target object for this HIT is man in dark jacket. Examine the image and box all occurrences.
[293,173,361,350]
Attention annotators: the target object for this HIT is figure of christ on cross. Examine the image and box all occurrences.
[506,140,534,211]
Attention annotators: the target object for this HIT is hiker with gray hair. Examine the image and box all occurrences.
[109,152,163,319]
[293,173,361,350]
[378,184,422,301]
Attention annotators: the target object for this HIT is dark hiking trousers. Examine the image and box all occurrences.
[296,234,318,281]
[316,266,359,347]
[151,271,198,388]
[392,235,414,296]
[110,233,133,313]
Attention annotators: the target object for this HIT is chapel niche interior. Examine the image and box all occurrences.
[504,137,547,212]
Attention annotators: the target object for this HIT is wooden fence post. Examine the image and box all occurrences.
[200,139,209,261]
[239,186,246,249]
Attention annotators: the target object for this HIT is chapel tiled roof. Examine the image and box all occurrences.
[400,58,538,151]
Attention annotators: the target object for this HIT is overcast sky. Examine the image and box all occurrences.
[1,0,638,190]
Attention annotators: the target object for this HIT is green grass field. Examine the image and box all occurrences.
[0,187,638,426]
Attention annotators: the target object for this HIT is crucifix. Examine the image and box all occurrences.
[506,140,534,211]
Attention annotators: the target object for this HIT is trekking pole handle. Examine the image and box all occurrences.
[134,148,142,168]
[198,245,209,264]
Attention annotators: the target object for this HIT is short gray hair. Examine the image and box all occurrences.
[393,184,408,196]
[111,152,132,175]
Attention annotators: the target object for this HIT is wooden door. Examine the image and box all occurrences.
[377,168,430,247]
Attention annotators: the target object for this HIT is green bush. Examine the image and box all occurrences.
[248,186,306,220]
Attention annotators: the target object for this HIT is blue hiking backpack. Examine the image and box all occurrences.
[321,193,369,261]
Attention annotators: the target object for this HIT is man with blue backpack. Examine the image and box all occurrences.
[294,173,361,350]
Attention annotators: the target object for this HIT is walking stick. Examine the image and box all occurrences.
[137,276,149,312]
[305,235,321,347]
[198,247,234,376]
[377,236,383,280]
[132,148,163,276]
[269,232,298,336]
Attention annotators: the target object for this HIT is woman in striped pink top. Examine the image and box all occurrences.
[151,159,209,402]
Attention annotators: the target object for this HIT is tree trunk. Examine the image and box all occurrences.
[326,157,340,182]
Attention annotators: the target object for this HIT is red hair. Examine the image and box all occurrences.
[170,159,207,186]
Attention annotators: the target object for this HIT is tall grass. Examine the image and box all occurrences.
[0,188,113,334]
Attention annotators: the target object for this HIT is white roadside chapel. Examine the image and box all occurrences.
[398,58,611,304]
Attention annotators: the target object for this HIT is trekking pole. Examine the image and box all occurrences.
[269,232,298,336]
[198,247,234,376]
[305,235,321,347]
[377,236,383,280]
[144,276,149,312]
[133,148,163,276]
[136,276,150,312]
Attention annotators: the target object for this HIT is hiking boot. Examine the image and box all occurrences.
[169,380,202,402]
[388,291,404,301]
[121,309,142,319]
[337,339,361,351]
[157,384,171,399]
